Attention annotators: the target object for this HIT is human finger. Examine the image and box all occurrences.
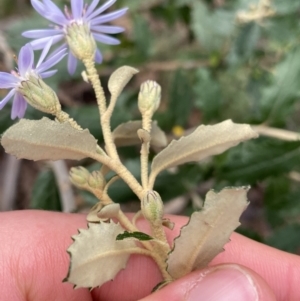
[139,264,276,301]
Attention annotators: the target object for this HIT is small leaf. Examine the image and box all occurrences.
[65,221,136,289]
[150,120,258,181]
[1,118,98,161]
[112,120,167,147]
[108,66,139,96]
[137,128,151,144]
[97,203,121,219]
[116,231,153,241]
[167,187,249,279]
[86,202,120,223]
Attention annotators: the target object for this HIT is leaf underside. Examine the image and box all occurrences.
[112,120,167,147]
[65,221,136,289]
[166,187,250,279]
[150,120,258,180]
[1,118,98,161]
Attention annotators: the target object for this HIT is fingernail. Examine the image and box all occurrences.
[186,266,258,301]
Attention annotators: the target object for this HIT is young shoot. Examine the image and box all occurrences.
[0,0,259,293]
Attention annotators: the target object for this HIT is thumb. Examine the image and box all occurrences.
[139,264,276,301]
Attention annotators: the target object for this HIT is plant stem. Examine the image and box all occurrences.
[91,152,144,200]
[55,110,83,131]
[251,125,300,141]
[83,58,145,200]
[148,172,156,191]
[140,113,152,189]
[83,58,119,159]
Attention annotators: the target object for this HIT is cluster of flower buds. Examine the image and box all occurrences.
[69,167,106,192]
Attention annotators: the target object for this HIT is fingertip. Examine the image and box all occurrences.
[139,264,276,301]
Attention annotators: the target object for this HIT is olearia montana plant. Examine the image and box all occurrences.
[0,0,259,292]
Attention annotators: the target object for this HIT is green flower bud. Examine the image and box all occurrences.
[18,75,61,115]
[69,167,90,187]
[141,190,164,224]
[66,23,97,61]
[87,171,106,190]
[138,81,161,116]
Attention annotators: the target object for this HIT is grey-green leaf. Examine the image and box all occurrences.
[112,120,167,148]
[1,118,98,161]
[65,221,136,289]
[108,66,139,97]
[166,187,249,279]
[150,120,258,182]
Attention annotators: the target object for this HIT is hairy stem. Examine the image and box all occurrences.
[140,113,152,189]
[83,58,145,200]
[148,172,156,191]
[149,221,171,264]
[56,110,83,131]
[91,152,144,200]
[251,125,300,141]
[83,58,119,159]
[117,210,171,278]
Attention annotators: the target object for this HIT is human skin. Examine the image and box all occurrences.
[0,210,299,301]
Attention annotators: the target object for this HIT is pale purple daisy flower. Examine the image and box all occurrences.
[22,0,127,75]
[0,40,67,119]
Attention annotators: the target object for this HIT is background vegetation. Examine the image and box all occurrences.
[1,0,300,254]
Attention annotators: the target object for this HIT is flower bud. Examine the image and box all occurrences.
[18,75,61,115]
[138,81,161,116]
[141,190,164,224]
[66,23,97,61]
[69,167,90,187]
[87,171,106,190]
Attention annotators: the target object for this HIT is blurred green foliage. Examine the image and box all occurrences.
[1,0,300,254]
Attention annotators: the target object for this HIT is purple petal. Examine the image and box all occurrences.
[0,73,20,88]
[0,88,16,110]
[95,48,103,63]
[18,44,34,77]
[85,0,100,18]
[91,25,124,34]
[48,43,67,57]
[36,38,53,68]
[11,92,27,119]
[67,52,78,75]
[31,0,47,16]
[31,0,66,25]
[90,8,128,26]
[93,33,120,45]
[22,29,63,39]
[37,48,67,73]
[86,0,117,21]
[43,13,68,25]
[71,0,84,19]
[30,35,64,50]
[40,70,57,78]
[43,0,66,20]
